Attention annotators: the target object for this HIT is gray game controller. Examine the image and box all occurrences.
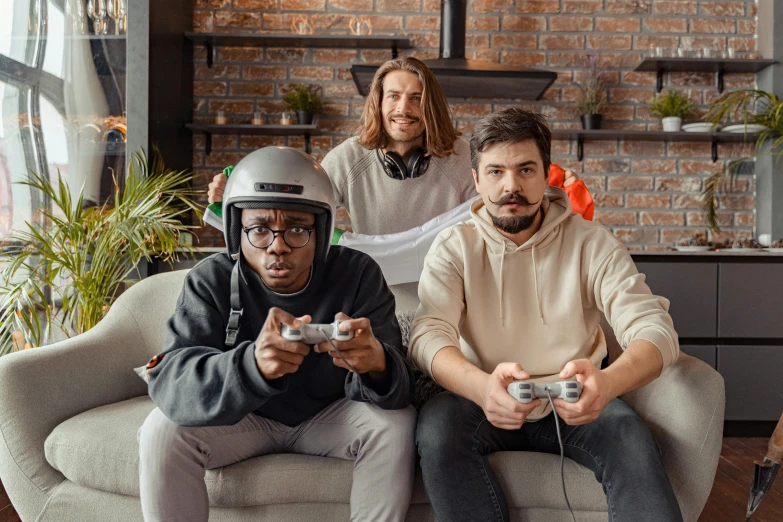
[280,320,354,344]
[507,380,582,404]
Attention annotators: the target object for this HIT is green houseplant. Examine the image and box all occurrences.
[577,53,608,130]
[650,89,695,131]
[702,89,783,232]
[0,149,203,355]
[283,84,323,125]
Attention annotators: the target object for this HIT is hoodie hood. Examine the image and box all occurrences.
[470,187,573,326]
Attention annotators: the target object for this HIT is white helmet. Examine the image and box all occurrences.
[222,147,335,263]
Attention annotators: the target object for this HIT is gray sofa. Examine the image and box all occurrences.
[0,270,724,521]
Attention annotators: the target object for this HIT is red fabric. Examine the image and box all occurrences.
[549,164,595,221]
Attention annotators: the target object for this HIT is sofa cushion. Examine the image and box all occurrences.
[45,396,607,511]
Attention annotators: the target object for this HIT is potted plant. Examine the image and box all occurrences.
[650,89,695,131]
[701,89,783,231]
[0,149,202,354]
[577,53,608,130]
[283,84,323,125]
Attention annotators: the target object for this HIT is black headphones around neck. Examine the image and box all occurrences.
[378,147,431,180]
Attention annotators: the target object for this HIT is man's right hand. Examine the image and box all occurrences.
[254,308,311,380]
[207,173,227,204]
[481,363,541,430]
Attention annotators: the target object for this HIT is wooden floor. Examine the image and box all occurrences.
[1,438,781,521]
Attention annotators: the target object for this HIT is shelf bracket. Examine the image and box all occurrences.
[305,133,312,154]
[716,71,724,93]
[205,41,214,68]
[656,68,663,93]
[391,43,398,59]
[577,136,584,161]
[711,137,718,163]
[204,131,212,156]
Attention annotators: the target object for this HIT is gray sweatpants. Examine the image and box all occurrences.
[138,398,417,522]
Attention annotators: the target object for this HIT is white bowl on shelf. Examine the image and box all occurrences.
[681,122,721,133]
[722,123,768,133]
[674,245,712,252]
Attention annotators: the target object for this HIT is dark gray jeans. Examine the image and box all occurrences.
[416,392,683,522]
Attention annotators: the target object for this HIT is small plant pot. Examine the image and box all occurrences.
[581,114,602,130]
[297,111,314,125]
[662,117,683,132]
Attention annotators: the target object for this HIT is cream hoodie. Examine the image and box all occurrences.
[409,187,679,421]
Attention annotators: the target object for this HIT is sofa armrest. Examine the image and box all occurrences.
[0,299,150,519]
[621,353,725,522]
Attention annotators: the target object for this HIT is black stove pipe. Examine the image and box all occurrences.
[440,0,467,60]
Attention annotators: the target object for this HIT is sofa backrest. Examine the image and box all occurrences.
[112,270,190,360]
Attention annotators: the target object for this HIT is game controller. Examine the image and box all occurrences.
[507,379,582,404]
[281,320,354,344]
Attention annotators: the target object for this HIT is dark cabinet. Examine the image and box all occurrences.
[635,262,718,338]
[719,263,783,338]
[718,345,783,421]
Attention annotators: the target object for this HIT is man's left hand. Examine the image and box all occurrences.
[563,169,579,187]
[314,313,387,378]
[552,359,616,426]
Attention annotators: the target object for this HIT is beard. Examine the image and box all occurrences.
[486,193,542,234]
[487,210,541,234]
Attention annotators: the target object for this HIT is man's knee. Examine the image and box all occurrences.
[416,392,471,458]
[374,405,417,447]
[596,400,661,460]
[355,405,416,463]
[139,408,201,461]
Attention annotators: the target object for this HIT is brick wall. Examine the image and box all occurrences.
[191,0,760,250]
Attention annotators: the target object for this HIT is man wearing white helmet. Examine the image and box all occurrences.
[137,146,417,522]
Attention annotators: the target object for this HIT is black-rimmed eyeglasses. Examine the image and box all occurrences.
[242,225,314,249]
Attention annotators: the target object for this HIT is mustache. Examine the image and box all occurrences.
[388,113,419,122]
[488,193,538,206]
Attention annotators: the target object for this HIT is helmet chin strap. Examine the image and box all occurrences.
[225,249,247,347]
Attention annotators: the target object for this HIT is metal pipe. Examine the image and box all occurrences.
[439,0,466,59]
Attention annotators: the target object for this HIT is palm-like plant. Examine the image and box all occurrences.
[702,90,783,231]
[0,149,203,355]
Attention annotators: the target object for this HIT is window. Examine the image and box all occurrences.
[0,0,127,241]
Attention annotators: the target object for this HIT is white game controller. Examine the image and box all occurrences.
[280,320,354,344]
[507,379,582,404]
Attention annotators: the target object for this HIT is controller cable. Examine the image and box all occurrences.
[319,328,369,401]
[546,387,577,522]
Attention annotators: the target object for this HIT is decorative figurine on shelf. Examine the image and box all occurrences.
[280,112,297,125]
[290,15,313,35]
[349,16,372,36]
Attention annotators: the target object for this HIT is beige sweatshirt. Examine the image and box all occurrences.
[321,137,476,235]
[409,187,679,420]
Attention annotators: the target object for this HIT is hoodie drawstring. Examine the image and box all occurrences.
[499,251,505,327]
[532,243,544,324]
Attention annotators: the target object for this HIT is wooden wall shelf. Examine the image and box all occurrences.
[186,123,321,155]
[185,32,412,68]
[635,58,777,93]
[552,129,761,161]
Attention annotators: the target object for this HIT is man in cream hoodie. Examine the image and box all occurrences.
[410,108,682,522]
